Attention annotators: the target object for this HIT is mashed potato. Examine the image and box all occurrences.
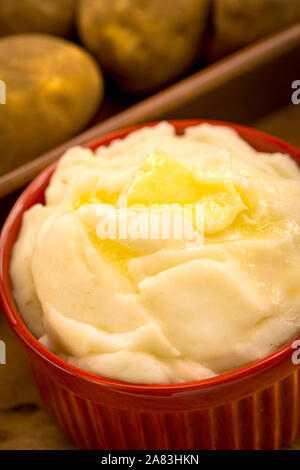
[10,123,300,383]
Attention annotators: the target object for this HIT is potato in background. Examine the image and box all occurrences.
[0,34,104,175]
[0,0,76,37]
[214,0,300,52]
[77,0,211,94]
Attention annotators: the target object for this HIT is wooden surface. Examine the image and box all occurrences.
[0,104,300,450]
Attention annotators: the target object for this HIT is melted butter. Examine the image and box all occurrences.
[74,150,293,272]
[126,150,203,206]
[74,189,120,210]
[75,191,134,277]
[125,150,238,208]
[125,150,246,235]
[88,230,138,277]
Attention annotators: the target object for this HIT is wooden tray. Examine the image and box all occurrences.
[0,23,299,202]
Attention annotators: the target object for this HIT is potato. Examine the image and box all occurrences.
[214,0,300,52]
[0,0,76,37]
[0,35,104,175]
[77,0,211,94]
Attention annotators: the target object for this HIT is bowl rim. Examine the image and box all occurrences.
[1,118,300,394]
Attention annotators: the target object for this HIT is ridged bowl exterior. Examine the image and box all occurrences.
[1,120,300,450]
[27,355,300,450]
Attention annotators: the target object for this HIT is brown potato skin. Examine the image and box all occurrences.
[77,0,211,94]
[214,0,300,52]
[0,0,76,37]
[0,35,104,175]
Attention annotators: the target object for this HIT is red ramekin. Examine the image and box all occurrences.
[1,120,300,450]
